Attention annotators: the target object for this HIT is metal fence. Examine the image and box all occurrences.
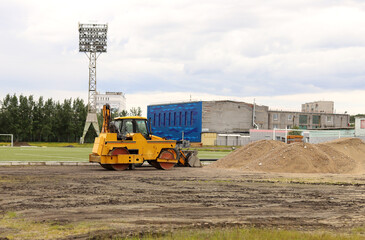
[214,129,363,146]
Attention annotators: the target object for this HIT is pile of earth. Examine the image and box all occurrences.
[209,138,365,174]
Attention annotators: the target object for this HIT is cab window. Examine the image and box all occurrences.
[136,120,148,136]
[122,120,133,134]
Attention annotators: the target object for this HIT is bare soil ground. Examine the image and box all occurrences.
[0,165,364,239]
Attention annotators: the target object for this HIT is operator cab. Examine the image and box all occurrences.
[111,116,151,140]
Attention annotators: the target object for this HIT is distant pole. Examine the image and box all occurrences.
[273,128,276,140]
[285,127,288,144]
[78,23,108,144]
[252,98,258,129]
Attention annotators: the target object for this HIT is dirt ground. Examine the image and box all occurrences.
[0,165,364,239]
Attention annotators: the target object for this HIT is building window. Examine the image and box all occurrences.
[168,112,171,126]
[273,113,278,121]
[163,113,166,126]
[174,112,176,126]
[153,114,156,127]
[288,114,293,121]
[312,115,320,125]
[185,111,187,126]
[158,113,161,126]
[190,111,194,125]
[287,125,292,129]
[273,124,278,129]
[179,112,182,126]
[299,115,307,124]
[327,116,332,122]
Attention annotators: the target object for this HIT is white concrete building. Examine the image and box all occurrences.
[95,92,126,113]
[355,117,365,136]
[301,101,334,113]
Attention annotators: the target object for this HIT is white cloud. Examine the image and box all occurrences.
[1,0,365,115]
[126,90,365,116]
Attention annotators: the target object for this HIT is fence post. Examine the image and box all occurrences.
[273,128,276,140]
[285,127,288,144]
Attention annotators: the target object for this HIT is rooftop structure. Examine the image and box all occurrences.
[301,101,334,113]
[95,92,126,113]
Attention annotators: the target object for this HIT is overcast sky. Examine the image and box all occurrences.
[1,0,365,115]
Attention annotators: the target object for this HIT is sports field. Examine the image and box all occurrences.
[0,147,90,162]
[0,146,230,162]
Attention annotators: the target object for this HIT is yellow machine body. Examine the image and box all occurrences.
[89,107,201,170]
[90,131,178,165]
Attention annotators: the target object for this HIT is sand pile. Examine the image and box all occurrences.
[209,138,365,174]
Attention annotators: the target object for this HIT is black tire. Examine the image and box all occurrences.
[99,163,114,170]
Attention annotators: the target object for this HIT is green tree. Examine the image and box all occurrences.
[1,95,21,141]
[288,125,302,136]
[119,110,128,117]
[130,107,142,116]
[42,98,55,141]
[18,95,35,141]
[72,98,87,142]
[32,96,44,141]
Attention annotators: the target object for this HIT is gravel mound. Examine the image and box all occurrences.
[209,138,365,174]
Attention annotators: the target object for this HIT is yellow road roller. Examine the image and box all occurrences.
[89,104,201,170]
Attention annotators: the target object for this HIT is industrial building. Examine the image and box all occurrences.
[147,100,269,142]
[147,100,350,144]
[95,92,126,113]
[301,101,334,113]
[268,110,349,129]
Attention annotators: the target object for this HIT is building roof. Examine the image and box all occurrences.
[268,109,348,116]
[148,100,266,107]
[114,116,147,120]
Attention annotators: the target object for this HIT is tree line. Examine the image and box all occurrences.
[0,94,142,143]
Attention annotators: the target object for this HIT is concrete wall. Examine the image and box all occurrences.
[202,101,268,133]
[268,111,349,130]
[216,134,250,146]
[250,129,287,142]
[355,117,365,136]
[301,101,334,113]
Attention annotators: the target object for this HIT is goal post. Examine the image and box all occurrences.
[0,134,13,147]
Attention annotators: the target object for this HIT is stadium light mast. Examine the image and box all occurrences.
[79,23,108,144]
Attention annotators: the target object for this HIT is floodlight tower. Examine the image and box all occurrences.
[79,23,108,144]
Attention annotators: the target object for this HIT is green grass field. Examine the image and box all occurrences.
[0,146,230,162]
[0,147,91,162]
[197,150,230,159]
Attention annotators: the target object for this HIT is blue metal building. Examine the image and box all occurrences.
[147,101,202,142]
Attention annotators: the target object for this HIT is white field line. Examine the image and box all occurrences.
[14,153,87,161]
